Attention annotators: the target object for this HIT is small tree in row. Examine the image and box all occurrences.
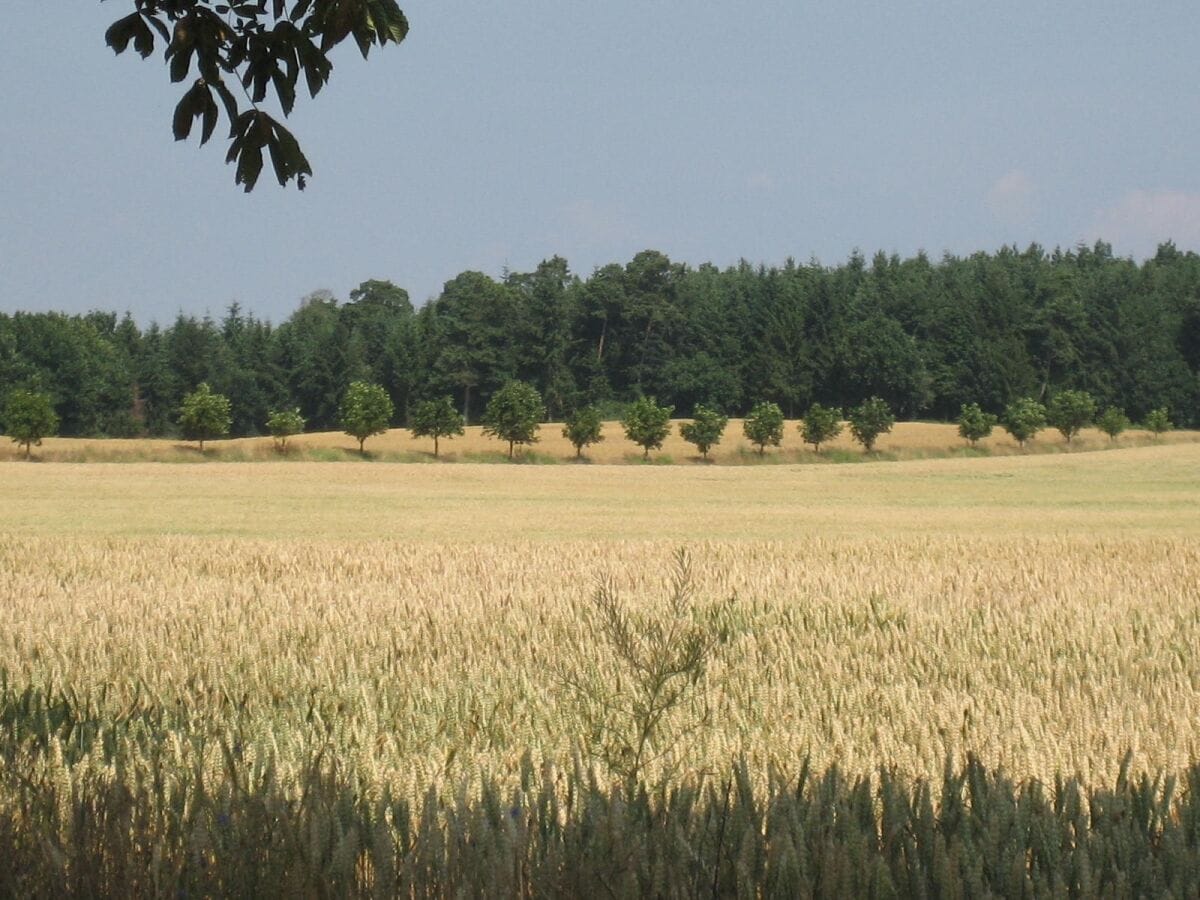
[1046,389,1096,445]
[680,405,728,460]
[2,390,59,460]
[848,397,894,452]
[957,403,997,447]
[266,407,305,452]
[1003,397,1046,449]
[340,381,394,455]
[483,381,544,458]
[743,401,784,455]
[622,397,673,460]
[1096,407,1130,442]
[179,383,232,452]
[410,397,464,458]
[1145,407,1173,437]
[563,406,604,459]
[801,403,842,453]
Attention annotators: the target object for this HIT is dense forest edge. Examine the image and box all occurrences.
[3,241,1198,439]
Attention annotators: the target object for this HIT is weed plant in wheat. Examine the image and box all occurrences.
[557,549,734,783]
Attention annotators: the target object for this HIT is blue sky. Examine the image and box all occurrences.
[2,2,1198,322]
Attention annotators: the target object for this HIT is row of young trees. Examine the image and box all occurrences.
[5,377,1173,461]
[2,242,1198,440]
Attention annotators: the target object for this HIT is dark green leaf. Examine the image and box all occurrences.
[105,14,155,59]
[235,143,264,192]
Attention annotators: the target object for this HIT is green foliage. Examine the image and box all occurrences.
[559,549,733,784]
[957,402,998,446]
[265,407,305,452]
[1046,389,1097,444]
[800,403,842,453]
[1003,397,1047,449]
[561,406,604,459]
[482,381,545,458]
[409,396,464,458]
[678,405,728,460]
[742,401,785,455]
[106,1,408,190]
[339,381,394,453]
[1145,407,1173,437]
[848,396,895,452]
[178,383,231,451]
[621,396,674,459]
[1096,406,1130,442]
[1,390,59,459]
[5,244,1200,442]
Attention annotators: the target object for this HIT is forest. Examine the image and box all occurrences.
[2,240,1198,437]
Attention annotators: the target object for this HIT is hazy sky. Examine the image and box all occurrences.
[2,2,1198,322]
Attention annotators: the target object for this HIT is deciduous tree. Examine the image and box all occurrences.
[409,396,463,458]
[1046,389,1096,445]
[179,382,231,451]
[2,390,59,459]
[266,407,305,452]
[1096,407,1130,442]
[622,397,673,460]
[339,381,393,454]
[1002,397,1046,449]
[562,406,604,459]
[800,403,842,453]
[957,402,997,447]
[1144,407,1173,438]
[679,405,728,460]
[848,396,895,452]
[482,381,544,458]
[742,401,784,455]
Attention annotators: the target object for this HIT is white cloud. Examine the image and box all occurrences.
[1086,190,1200,257]
[984,170,1037,226]
[745,172,777,192]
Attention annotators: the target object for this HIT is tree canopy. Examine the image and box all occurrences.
[106,1,408,190]
[2,390,59,459]
[743,401,784,455]
[408,396,463,458]
[622,397,673,460]
[339,381,394,453]
[178,382,231,450]
[481,381,544,458]
[3,244,1198,442]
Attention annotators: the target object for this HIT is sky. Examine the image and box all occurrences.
[2,1,1198,323]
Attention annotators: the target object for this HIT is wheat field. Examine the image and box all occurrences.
[1,444,1198,799]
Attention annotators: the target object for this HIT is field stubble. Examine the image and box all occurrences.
[5,419,1197,464]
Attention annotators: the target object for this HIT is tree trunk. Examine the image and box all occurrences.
[508,440,514,459]
[434,435,440,457]
[24,441,31,460]
[359,437,366,455]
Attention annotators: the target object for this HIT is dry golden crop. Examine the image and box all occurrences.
[1,444,1198,800]
[5,419,1196,464]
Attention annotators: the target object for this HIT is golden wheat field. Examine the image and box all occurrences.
[1,442,1199,798]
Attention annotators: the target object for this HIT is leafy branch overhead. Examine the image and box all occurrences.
[105,1,409,191]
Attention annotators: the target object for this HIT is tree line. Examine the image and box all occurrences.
[1,242,1197,442]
